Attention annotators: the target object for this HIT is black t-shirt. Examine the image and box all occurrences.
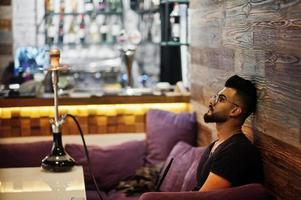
[194,133,263,190]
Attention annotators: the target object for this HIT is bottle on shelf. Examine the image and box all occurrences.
[139,0,145,11]
[45,0,54,13]
[58,17,65,44]
[111,17,121,43]
[151,0,159,10]
[99,19,109,43]
[116,0,122,12]
[65,0,77,13]
[65,0,78,44]
[78,14,86,45]
[84,0,94,14]
[151,12,161,43]
[179,3,188,44]
[130,0,139,11]
[46,15,56,46]
[66,16,77,44]
[140,0,151,11]
[169,3,180,42]
[58,0,65,45]
[109,0,118,12]
[77,0,85,13]
[58,15,65,44]
[98,0,107,11]
[89,18,100,43]
[53,0,61,13]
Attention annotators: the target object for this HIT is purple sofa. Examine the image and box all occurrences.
[140,183,269,200]
[0,109,270,200]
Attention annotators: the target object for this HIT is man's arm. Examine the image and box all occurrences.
[199,172,231,192]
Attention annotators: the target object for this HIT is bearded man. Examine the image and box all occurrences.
[194,75,263,191]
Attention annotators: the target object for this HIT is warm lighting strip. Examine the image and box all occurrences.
[0,103,190,119]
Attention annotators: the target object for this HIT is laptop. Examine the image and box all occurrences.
[155,157,174,191]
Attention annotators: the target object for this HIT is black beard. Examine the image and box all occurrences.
[203,112,228,123]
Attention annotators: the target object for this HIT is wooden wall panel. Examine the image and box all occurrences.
[190,0,301,199]
[0,1,12,55]
[0,0,11,6]
[256,132,301,200]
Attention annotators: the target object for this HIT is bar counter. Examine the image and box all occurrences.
[0,94,190,107]
[0,94,191,137]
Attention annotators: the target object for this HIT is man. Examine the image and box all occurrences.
[195,75,263,192]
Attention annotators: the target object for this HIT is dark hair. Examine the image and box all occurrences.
[225,75,257,119]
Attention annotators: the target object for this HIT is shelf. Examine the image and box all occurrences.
[161,41,189,46]
[46,11,123,16]
[95,10,123,15]
[137,8,160,15]
[140,41,160,45]
[48,41,119,47]
[160,0,189,4]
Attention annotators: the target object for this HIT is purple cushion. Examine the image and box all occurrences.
[146,109,197,165]
[159,141,205,192]
[0,140,52,168]
[65,140,146,191]
[181,146,205,191]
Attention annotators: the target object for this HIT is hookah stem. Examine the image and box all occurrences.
[52,70,59,127]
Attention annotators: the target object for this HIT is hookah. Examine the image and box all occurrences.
[119,29,142,94]
[41,48,75,172]
[121,47,136,89]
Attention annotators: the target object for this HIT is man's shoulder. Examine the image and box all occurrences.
[221,133,259,155]
[227,133,254,146]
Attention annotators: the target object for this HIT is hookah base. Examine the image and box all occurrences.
[41,154,75,172]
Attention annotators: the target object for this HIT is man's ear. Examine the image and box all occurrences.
[230,106,242,117]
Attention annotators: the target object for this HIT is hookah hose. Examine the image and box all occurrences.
[66,114,104,200]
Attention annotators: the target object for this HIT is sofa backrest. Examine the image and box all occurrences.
[0,133,145,147]
[0,140,52,168]
[0,134,145,169]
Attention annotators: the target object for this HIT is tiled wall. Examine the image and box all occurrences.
[0,103,190,137]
